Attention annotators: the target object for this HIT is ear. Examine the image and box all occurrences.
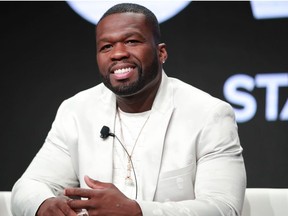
[158,43,168,64]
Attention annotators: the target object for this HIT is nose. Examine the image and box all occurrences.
[110,43,130,61]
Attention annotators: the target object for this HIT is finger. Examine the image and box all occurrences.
[59,204,78,216]
[57,197,78,216]
[37,197,75,216]
[67,199,93,210]
[65,188,94,199]
[84,175,107,189]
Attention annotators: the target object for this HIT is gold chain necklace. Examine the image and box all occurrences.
[117,108,151,186]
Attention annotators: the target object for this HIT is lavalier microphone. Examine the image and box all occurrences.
[100,126,115,139]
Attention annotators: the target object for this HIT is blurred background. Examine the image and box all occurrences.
[0,1,287,191]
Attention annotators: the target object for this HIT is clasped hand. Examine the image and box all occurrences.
[36,176,142,216]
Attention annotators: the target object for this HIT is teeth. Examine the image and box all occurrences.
[114,67,133,74]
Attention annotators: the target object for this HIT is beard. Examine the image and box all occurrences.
[101,54,160,97]
[103,71,144,96]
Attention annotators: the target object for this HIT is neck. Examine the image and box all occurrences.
[116,77,161,113]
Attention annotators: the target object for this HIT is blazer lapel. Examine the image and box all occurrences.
[89,87,117,182]
[140,72,174,200]
[140,108,173,200]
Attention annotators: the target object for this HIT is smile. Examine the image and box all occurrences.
[114,67,134,74]
[112,67,136,81]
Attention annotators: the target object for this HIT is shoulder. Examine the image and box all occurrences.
[56,83,113,115]
[62,83,109,105]
[168,77,226,107]
[69,83,107,102]
[167,76,235,120]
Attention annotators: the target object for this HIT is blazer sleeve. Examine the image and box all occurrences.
[137,102,246,216]
[11,100,79,216]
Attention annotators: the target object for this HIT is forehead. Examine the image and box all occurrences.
[96,13,152,40]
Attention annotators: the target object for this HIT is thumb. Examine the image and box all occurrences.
[84,175,106,189]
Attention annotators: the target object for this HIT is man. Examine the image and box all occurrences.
[11,3,246,216]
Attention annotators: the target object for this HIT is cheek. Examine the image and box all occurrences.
[134,48,157,66]
[97,55,108,72]
[142,49,159,67]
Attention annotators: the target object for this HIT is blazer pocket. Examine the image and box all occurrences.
[154,163,195,202]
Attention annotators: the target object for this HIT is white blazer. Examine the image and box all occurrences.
[11,72,246,216]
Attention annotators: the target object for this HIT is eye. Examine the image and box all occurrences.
[125,40,140,45]
[99,44,113,52]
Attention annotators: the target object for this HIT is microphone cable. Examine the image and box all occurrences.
[113,134,138,200]
[100,126,138,199]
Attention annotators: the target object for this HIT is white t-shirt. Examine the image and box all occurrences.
[113,108,151,199]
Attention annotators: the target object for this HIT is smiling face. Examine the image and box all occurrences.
[96,12,167,97]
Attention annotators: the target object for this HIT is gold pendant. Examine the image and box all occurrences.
[125,159,134,186]
[125,176,134,186]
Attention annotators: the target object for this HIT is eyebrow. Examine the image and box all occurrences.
[97,31,146,45]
